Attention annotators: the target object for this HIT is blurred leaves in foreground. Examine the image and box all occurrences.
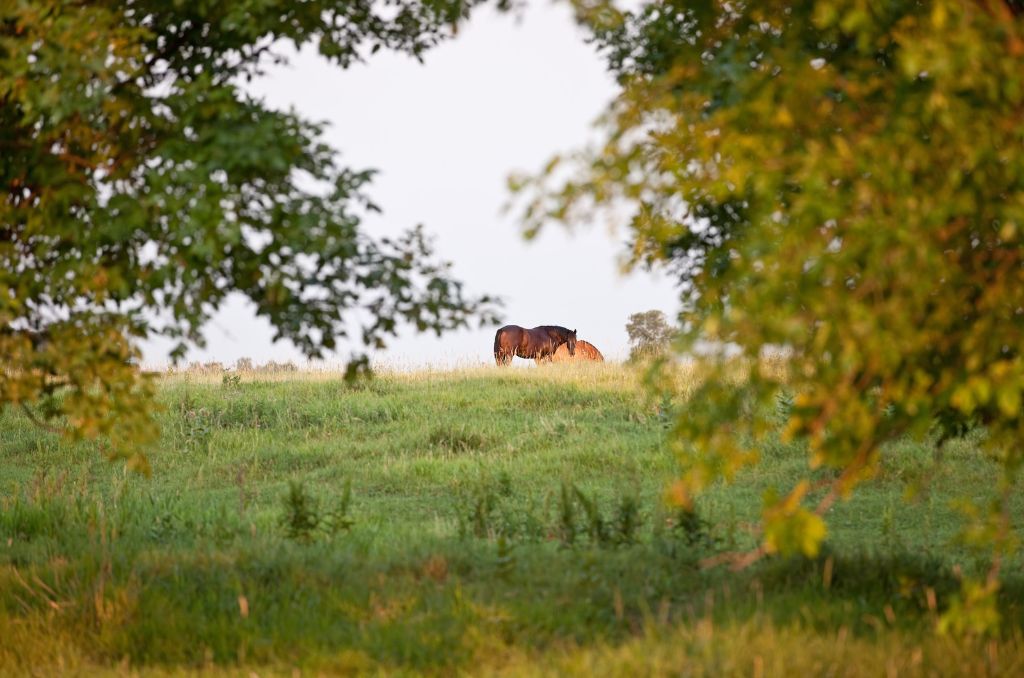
[515,0,1024,631]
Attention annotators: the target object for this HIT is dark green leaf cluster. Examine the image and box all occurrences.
[1,1,501,449]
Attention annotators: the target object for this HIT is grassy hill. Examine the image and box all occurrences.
[2,364,1023,675]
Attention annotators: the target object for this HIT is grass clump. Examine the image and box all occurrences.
[280,479,354,542]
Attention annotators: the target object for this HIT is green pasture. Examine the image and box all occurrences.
[1,364,1023,675]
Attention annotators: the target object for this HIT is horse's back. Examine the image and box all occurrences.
[579,340,604,361]
[550,339,604,363]
[495,325,526,343]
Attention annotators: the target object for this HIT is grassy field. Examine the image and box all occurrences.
[2,363,1024,675]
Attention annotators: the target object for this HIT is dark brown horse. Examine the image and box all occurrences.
[494,325,577,365]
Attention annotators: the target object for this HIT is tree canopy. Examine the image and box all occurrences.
[518,0,1024,631]
[1,0,502,461]
[625,309,673,360]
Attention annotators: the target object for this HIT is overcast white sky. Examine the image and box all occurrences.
[141,2,680,368]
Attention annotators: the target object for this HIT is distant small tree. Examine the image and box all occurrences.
[625,311,674,361]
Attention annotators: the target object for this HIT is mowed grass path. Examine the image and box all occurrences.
[2,364,1024,675]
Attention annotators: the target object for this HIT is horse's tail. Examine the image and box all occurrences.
[493,327,504,365]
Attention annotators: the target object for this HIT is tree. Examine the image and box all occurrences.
[1,1,503,462]
[518,0,1024,628]
[625,310,673,360]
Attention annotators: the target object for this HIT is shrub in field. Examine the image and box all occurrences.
[574,486,611,547]
[325,481,355,536]
[280,480,354,543]
[671,507,714,550]
[612,495,643,547]
[560,486,648,549]
[178,406,213,454]
[456,480,671,553]
[570,487,645,548]
[461,488,498,539]
[557,482,579,548]
[221,373,242,390]
[455,475,546,542]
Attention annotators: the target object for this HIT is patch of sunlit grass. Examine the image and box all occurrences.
[1,358,1020,675]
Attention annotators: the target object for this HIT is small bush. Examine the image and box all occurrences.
[456,482,662,550]
[557,482,578,547]
[281,481,321,543]
[574,486,611,547]
[463,488,497,539]
[455,477,545,542]
[672,506,714,548]
[280,480,354,543]
[325,480,355,535]
[612,495,643,546]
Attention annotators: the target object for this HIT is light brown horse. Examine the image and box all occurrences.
[540,339,604,364]
[494,325,576,366]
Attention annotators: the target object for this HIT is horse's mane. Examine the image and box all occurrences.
[535,325,573,335]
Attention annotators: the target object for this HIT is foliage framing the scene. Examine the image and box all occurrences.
[1,0,502,458]
[516,0,1024,625]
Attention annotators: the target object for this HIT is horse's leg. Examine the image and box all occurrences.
[540,341,555,364]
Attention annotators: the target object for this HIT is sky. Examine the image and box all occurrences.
[141,2,680,369]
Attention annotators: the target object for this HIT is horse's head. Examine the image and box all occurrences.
[567,328,577,357]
